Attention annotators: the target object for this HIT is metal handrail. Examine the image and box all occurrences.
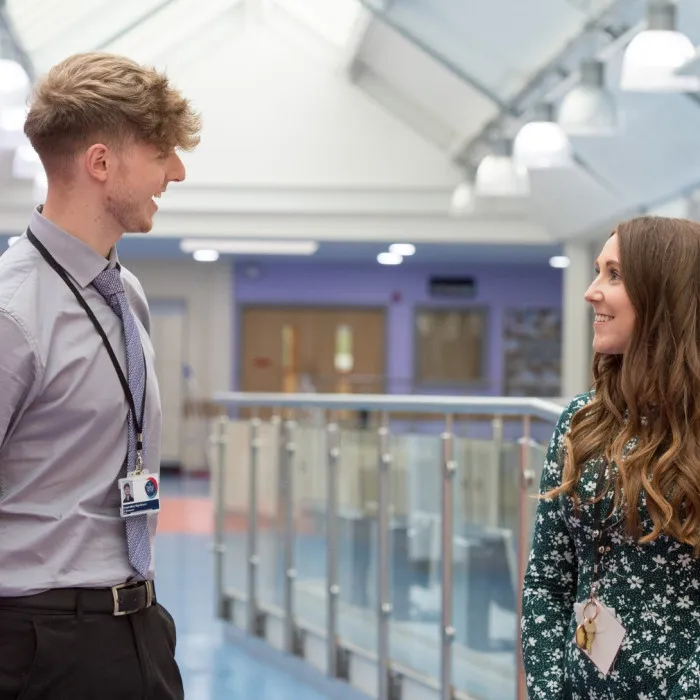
[213,391,567,422]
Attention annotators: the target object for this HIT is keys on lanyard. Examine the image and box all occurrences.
[575,598,599,653]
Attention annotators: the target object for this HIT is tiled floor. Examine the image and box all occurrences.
[155,475,360,700]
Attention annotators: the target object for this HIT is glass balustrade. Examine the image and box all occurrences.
[211,393,563,700]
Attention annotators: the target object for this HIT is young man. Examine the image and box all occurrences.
[0,53,201,699]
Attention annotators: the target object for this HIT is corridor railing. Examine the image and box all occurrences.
[210,392,565,700]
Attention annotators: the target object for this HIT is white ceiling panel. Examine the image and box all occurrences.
[6,0,220,74]
[6,0,101,54]
[270,0,363,49]
[358,20,497,146]
[528,165,626,237]
[378,0,619,101]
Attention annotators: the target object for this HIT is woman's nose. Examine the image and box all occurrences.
[584,282,602,303]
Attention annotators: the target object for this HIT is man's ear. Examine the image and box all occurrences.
[84,144,111,183]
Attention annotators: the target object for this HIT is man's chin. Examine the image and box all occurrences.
[124,218,154,235]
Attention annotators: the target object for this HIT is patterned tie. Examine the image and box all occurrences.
[92,267,151,579]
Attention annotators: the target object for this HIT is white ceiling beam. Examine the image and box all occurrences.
[0,207,553,244]
[0,178,526,218]
[341,4,375,81]
[102,0,241,66]
[0,179,550,243]
[352,66,457,150]
[355,0,506,111]
[0,3,33,78]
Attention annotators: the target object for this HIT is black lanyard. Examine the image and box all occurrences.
[590,461,611,599]
[26,229,147,452]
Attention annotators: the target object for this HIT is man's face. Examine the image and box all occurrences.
[104,141,186,235]
[124,485,131,496]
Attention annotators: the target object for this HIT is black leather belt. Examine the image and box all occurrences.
[0,580,156,616]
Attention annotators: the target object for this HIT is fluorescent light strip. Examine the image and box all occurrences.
[179,239,318,256]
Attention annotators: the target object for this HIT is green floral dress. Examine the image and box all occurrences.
[522,393,700,700]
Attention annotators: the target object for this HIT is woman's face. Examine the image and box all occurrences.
[584,234,636,354]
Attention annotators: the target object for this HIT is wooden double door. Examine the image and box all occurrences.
[240,306,386,396]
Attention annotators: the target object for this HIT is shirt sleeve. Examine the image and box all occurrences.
[521,399,581,699]
[0,309,40,448]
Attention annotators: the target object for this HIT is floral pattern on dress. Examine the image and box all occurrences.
[522,393,700,700]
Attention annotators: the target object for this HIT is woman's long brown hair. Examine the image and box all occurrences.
[548,216,700,551]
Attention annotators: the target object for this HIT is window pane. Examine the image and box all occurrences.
[414,308,486,385]
[503,308,562,397]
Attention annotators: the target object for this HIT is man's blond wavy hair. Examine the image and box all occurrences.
[24,52,201,176]
[547,216,700,553]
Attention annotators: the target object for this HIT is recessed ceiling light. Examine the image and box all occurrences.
[389,243,416,256]
[549,255,570,269]
[377,252,403,266]
[193,249,220,262]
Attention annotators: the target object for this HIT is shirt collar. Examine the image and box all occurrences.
[29,207,120,289]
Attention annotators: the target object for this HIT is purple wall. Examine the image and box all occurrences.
[233,261,563,395]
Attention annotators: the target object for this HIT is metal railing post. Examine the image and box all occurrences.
[440,415,456,700]
[491,416,504,528]
[214,414,228,619]
[377,412,392,700]
[326,420,341,676]
[282,418,298,654]
[517,415,533,700]
[247,417,261,635]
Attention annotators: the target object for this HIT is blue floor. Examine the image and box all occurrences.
[155,476,360,700]
[155,474,518,700]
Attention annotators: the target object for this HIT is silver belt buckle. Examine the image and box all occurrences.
[111,580,154,616]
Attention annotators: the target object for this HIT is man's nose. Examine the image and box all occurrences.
[168,153,186,183]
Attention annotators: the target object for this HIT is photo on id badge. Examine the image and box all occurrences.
[119,474,160,517]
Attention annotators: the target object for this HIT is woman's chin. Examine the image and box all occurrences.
[593,341,624,355]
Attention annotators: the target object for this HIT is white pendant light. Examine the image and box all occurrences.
[514,103,574,169]
[558,60,618,136]
[0,59,30,107]
[621,0,700,92]
[475,140,530,197]
[450,179,474,216]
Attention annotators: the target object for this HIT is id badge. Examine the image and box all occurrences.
[574,600,626,676]
[118,473,161,518]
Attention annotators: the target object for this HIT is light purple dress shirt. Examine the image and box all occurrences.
[0,208,161,596]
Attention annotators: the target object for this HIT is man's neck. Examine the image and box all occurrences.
[41,196,122,259]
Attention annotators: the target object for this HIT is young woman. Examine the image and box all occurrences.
[522,216,700,699]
